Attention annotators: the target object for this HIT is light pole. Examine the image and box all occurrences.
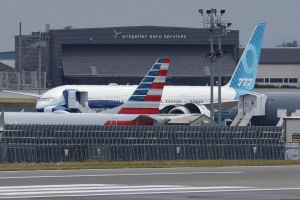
[199,8,216,125]
[32,31,50,95]
[215,21,231,125]
[199,8,231,125]
[19,22,22,90]
[216,10,231,125]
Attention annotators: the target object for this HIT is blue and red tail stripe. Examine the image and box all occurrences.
[157,58,170,63]
[128,94,162,102]
[150,82,164,89]
[147,69,167,77]
[143,77,155,82]
[117,57,170,115]
[156,69,168,76]
[144,95,161,101]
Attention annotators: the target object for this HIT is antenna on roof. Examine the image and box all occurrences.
[63,26,73,30]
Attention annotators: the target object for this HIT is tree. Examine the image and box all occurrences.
[277,40,299,47]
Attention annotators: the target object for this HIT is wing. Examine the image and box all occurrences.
[3,90,41,98]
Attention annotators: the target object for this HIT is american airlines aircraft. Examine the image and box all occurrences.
[4,58,174,125]
[6,23,265,115]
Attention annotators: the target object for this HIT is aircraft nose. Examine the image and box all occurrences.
[36,101,46,110]
[36,99,53,110]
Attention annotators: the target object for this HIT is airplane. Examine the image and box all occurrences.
[3,58,175,126]
[5,23,266,116]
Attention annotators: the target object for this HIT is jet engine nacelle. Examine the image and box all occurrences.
[160,103,210,117]
[53,110,70,114]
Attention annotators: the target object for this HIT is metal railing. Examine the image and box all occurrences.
[0,125,284,163]
[0,71,46,90]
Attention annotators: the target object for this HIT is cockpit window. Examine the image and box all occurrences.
[37,97,57,102]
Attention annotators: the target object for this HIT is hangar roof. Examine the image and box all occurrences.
[51,26,239,46]
[0,52,15,60]
[0,52,15,71]
[240,48,300,64]
[0,60,15,70]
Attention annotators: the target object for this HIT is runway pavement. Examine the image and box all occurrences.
[0,166,300,199]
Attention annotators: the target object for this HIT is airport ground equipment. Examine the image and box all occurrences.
[43,89,92,113]
[283,116,300,160]
[231,93,267,126]
[63,89,92,113]
[230,92,300,126]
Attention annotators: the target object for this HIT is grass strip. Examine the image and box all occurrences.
[0,98,36,103]
[0,160,300,171]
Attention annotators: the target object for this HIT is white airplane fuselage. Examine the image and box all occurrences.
[4,112,168,125]
[36,84,237,112]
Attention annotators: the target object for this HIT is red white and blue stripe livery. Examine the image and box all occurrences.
[103,57,170,125]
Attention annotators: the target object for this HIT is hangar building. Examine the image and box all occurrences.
[15,25,239,87]
[15,25,300,88]
[255,48,300,87]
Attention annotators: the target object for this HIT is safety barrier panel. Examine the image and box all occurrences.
[0,71,46,89]
[0,124,284,162]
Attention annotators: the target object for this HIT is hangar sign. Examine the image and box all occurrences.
[113,29,187,40]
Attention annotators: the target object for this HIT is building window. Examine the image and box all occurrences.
[278,78,283,83]
[289,78,298,83]
[284,78,288,83]
[256,78,264,83]
[265,78,269,83]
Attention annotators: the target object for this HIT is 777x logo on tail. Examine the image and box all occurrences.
[238,78,253,87]
[226,23,266,98]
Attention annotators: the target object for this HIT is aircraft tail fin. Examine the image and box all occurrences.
[103,58,170,115]
[226,23,266,98]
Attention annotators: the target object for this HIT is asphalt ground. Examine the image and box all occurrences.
[0,166,300,200]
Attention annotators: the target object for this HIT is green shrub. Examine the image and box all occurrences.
[280,85,298,88]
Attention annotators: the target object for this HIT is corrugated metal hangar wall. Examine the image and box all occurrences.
[16,26,239,86]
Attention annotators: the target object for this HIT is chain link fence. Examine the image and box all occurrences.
[0,71,46,90]
[0,124,284,163]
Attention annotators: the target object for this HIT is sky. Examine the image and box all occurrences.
[0,0,299,52]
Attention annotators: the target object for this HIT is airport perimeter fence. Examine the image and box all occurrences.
[0,71,46,90]
[0,124,284,163]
